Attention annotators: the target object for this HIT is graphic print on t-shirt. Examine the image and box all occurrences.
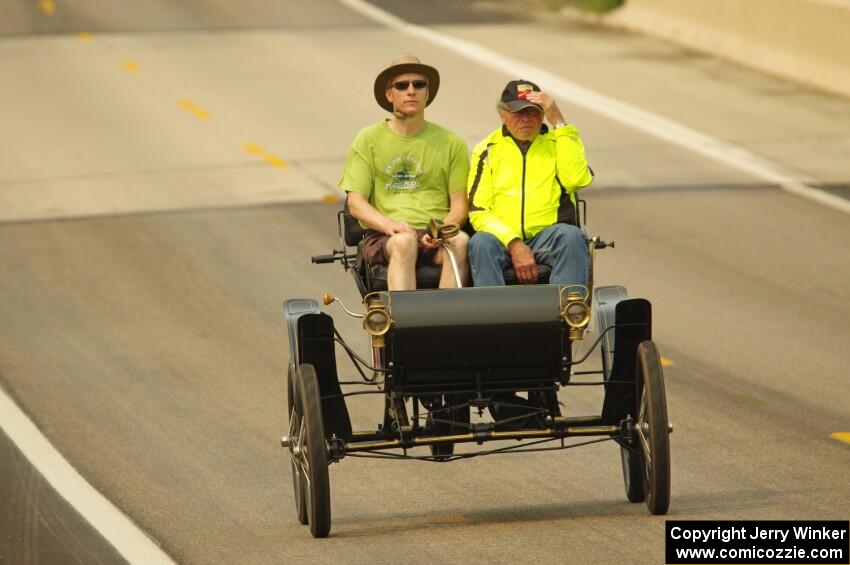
[385,155,423,191]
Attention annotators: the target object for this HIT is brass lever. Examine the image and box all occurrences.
[426,218,463,288]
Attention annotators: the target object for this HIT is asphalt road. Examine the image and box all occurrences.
[1,1,849,564]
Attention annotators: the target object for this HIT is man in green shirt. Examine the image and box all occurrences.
[339,54,470,291]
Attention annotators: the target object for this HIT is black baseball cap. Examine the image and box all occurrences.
[498,79,542,112]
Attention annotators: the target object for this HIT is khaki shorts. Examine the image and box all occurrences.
[362,229,438,267]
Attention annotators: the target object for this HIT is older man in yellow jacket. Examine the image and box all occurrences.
[467,79,593,286]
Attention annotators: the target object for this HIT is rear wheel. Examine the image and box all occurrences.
[287,364,307,524]
[297,364,332,537]
[427,395,469,460]
[618,338,645,503]
[621,444,645,503]
[635,341,670,514]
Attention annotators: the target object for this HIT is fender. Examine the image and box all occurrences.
[592,285,630,381]
[296,313,352,442]
[283,298,321,361]
[600,297,652,425]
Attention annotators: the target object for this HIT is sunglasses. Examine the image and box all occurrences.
[391,80,428,91]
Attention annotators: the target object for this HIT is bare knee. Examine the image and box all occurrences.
[387,232,418,262]
[447,231,469,255]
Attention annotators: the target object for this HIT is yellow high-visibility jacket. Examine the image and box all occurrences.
[467,124,593,247]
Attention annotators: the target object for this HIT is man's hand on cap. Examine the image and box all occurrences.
[525,91,565,128]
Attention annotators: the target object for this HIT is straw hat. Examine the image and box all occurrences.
[373,54,440,113]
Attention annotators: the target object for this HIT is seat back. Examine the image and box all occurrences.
[342,197,366,247]
[557,189,583,229]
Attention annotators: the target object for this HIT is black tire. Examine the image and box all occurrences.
[287,364,308,525]
[616,336,645,503]
[621,444,646,503]
[428,423,454,459]
[287,362,296,415]
[635,341,670,515]
[427,396,469,460]
[297,364,332,537]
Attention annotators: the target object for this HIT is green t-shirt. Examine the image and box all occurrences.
[339,121,469,229]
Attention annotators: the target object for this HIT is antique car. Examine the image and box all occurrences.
[282,200,672,538]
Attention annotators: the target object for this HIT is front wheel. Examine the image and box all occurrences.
[621,443,645,503]
[297,363,332,537]
[635,341,670,515]
[287,364,307,524]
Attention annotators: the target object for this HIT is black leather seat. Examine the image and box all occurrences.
[342,196,580,292]
[366,262,441,291]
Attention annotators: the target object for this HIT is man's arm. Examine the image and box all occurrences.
[340,127,416,237]
[421,188,469,250]
[443,189,468,226]
[347,192,414,236]
[443,136,470,227]
[553,125,593,190]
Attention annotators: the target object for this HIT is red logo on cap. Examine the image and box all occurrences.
[516,84,534,100]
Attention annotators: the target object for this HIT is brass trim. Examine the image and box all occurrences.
[414,433,471,444]
[362,291,393,336]
[427,218,460,241]
[364,291,391,309]
[560,287,591,339]
[346,439,403,451]
[323,293,364,318]
[363,308,392,336]
[559,284,590,307]
[342,425,620,453]
[563,300,591,329]
[565,425,619,436]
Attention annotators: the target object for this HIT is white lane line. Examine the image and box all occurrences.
[0,389,176,565]
[339,0,850,215]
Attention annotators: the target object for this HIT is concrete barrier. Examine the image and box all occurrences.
[594,0,850,98]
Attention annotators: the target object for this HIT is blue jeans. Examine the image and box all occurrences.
[468,223,588,287]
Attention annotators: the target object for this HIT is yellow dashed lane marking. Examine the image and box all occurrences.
[122,61,139,72]
[178,100,210,120]
[39,0,55,15]
[242,143,288,169]
[265,156,286,168]
[661,357,674,367]
[77,32,94,41]
[832,432,850,445]
[242,143,265,156]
